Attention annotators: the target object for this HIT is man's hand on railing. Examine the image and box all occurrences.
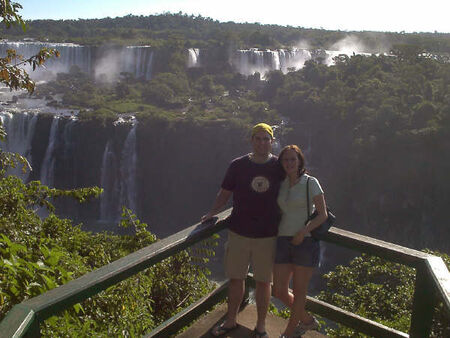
[201,212,218,224]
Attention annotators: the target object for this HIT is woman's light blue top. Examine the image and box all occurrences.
[277,174,323,237]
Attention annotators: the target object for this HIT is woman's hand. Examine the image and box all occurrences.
[291,231,305,245]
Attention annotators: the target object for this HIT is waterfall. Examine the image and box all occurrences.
[235,49,269,76]
[0,41,155,81]
[0,112,38,179]
[62,119,76,158]
[0,41,92,79]
[278,49,312,72]
[62,118,77,187]
[119,121,138,216]
[122,46,154,80]
[40,117,59,187]
[99,140,119,222]
[187,48,200,67]
[233,48,314,77]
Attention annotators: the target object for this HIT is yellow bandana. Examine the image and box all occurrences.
[252,123,274,139]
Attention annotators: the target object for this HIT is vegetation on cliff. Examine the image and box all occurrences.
[318,252,450,337]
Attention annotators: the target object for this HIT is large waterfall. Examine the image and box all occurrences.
[1,109,141,223]
[1,41,370,81]
[0,42,154,81]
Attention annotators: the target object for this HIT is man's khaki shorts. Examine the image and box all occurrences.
[224,230,277,283]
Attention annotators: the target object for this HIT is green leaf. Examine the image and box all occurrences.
[40,274,57,290]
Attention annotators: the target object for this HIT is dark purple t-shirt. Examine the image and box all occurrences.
[221,154,284,238]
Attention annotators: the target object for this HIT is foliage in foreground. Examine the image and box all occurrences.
[317,252,450,337]
[0,129,215,336]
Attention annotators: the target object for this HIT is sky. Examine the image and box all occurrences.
[19,0,450,34]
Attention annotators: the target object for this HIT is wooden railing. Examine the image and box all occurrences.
[1,208,449,337]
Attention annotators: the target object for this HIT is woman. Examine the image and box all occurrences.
[273,145,328,337]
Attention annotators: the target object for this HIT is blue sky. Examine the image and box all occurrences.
[20,0,450,33]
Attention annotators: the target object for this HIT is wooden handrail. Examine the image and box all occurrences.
[1,208,449,338]
[316,227,450,337]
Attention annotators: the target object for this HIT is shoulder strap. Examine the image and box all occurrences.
[306,176,311,219]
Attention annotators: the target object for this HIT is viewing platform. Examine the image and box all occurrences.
[1,208,449,337]
[177,303,325,337]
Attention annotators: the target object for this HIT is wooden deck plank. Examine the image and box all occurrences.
[177,303,326,337]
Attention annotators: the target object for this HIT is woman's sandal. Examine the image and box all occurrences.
[254,328,269,338]
[210,322,238,337]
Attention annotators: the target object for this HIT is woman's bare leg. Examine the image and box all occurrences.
[283,266,314,336]
[272,263,294,307]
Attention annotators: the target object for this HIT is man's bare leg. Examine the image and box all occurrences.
[225,278,245,327]
[255,280,271,334]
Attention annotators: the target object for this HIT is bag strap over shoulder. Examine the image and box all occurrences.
[306,176,311,222]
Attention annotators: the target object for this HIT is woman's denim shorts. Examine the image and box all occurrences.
[274,236,320,267]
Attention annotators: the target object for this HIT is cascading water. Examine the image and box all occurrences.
[114,120,138,218]
[99,140,119,222]
[187,48,200,67]
[0,111,38,179]
[119,121,138,216]
[0,41,92,78]
[0,41,154,81]
[40,116,59,187]
[61,118,77,187]
[278,49,312,72]
[233,48,313,76]
[122,46,154,80]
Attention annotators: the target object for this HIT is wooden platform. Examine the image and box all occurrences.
[177,303,326,337]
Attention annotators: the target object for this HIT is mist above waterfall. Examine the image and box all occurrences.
[94,51,122,83]
[330,35,369,55]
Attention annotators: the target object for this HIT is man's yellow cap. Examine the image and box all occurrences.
[252,123,274,139]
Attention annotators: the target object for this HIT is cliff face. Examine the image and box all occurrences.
[136,118,250,235]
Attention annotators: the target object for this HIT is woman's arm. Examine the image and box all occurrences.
[291,194,328,245]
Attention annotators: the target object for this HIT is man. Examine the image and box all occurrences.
[202,123,283,338]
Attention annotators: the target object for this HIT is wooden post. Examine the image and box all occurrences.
[409,264,436,337]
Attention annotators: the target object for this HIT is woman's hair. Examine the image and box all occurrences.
[278,144,307,177]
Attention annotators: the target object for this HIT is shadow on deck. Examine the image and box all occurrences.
[178,303,325,338]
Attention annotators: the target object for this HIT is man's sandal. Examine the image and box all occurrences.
[211,322,238,337]
[254,328,269,338]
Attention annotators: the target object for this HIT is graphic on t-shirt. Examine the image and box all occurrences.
[251,176,270,193]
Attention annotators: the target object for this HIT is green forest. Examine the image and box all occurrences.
[2,12,450,54]
[1,2,450,336]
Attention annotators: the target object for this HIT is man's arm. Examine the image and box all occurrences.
[201,188,232,222]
